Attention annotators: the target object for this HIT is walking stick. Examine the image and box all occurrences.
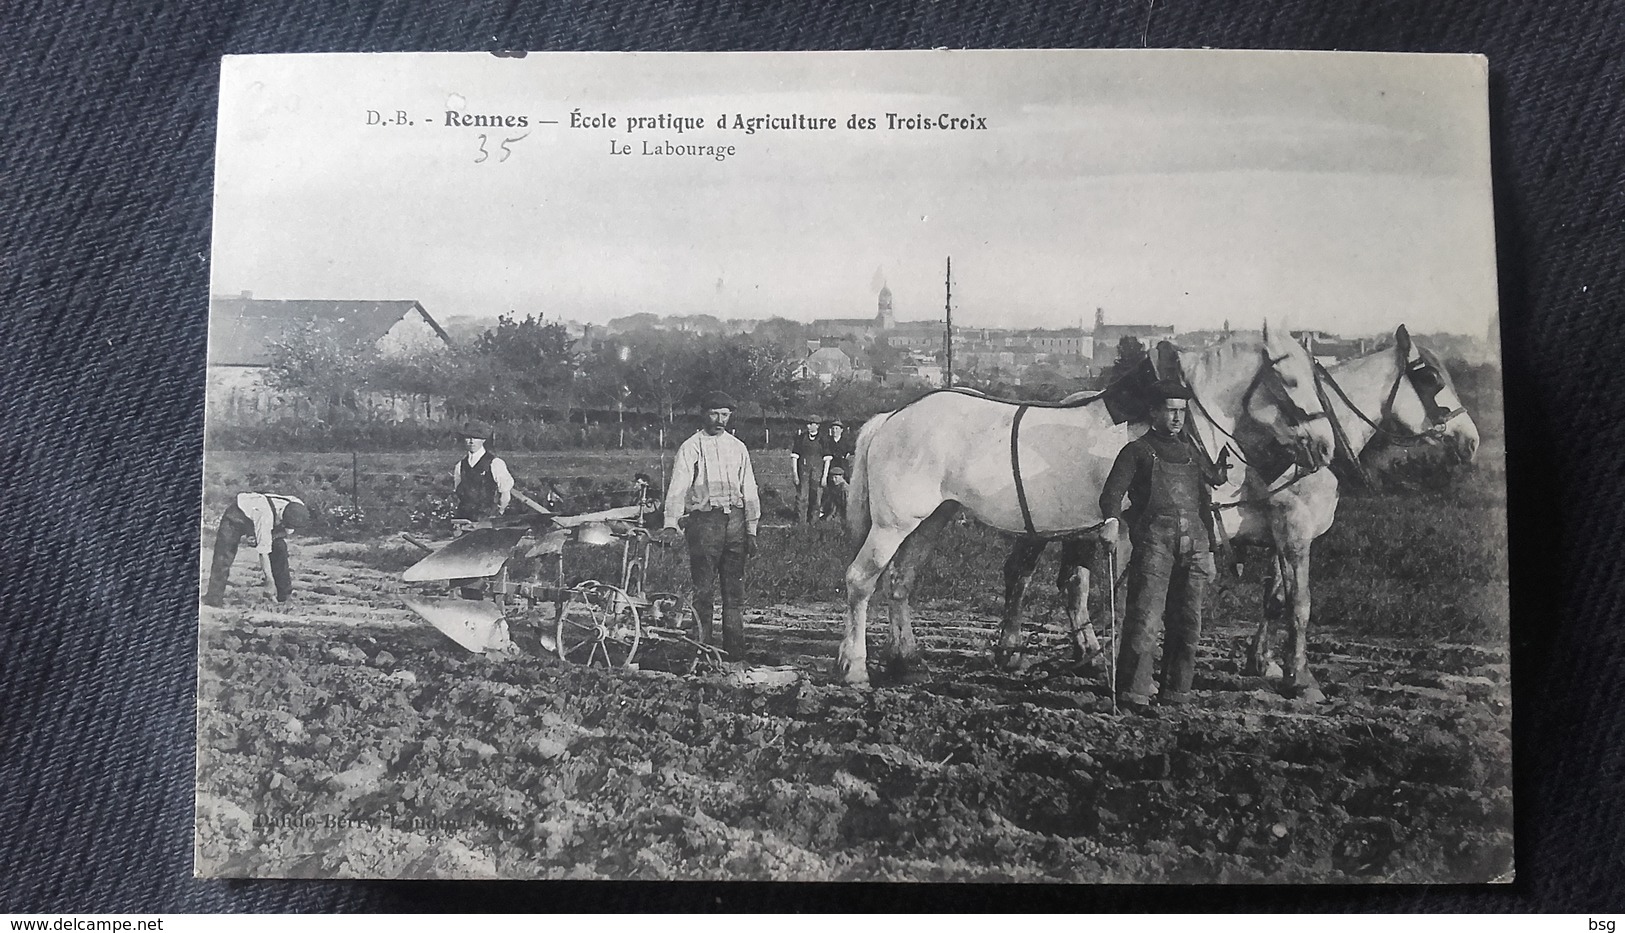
[1108,547,1118,715]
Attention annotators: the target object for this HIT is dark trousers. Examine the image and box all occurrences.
[821,475,848,521]
[206,505,292,602]
[684,508,748,656]
[1117,516,1214,699]
[794,474,822,524]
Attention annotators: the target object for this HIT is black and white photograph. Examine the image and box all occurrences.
[193,49,1510,883]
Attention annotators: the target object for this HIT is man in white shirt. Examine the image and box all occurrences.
[203,493,310,607]
[659,391,761,659]
[452,420,514,520]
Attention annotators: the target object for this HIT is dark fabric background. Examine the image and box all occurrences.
[2,0,1620,914]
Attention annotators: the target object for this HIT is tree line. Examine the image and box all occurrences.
[264,313,959,428]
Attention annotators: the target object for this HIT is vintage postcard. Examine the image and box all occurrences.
[196,50,1510,882]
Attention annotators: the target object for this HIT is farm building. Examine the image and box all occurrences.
[207,294,454,424]
[797,346,856,385]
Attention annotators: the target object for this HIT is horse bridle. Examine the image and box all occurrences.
[1184,349,1330,514]
[1318,346,1467,445]
[1186,347,1328,486]
[1242,350,1333,430]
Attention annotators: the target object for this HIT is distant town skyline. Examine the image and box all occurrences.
[212,51,1500,341]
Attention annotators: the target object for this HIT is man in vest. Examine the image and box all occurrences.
[788,417,829,525]
[452,420,514,521]
[202,493,310,607]
[658,392,761,659]
[1097,381,1229,708]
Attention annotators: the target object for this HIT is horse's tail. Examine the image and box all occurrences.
[846,413,888,549]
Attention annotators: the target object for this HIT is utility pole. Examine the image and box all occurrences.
[944,256,954,388]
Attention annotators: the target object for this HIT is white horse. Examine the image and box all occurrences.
[1227,325,1480,700]
[838,326,1337,686]
[999,325,1480,701]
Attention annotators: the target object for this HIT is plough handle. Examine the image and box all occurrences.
[400,533,435,553]
[511,488,555,517]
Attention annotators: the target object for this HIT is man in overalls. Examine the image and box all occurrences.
[1098,381,1227,707]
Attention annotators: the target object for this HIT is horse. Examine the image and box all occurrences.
[1227,325,1480,700]
[998,325,1479,701]
[838,325,1337,686]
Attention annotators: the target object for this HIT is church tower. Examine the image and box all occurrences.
[876,284,896,329]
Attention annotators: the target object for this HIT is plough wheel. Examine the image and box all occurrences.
[648,592,728,672]
[555,582,642,668]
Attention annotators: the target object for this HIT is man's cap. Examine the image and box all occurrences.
[700,391,738,411]
[1151,380,1194,402]
[280,501,311,530]
[456,420,494,439]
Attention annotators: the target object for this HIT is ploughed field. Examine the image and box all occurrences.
[196,473,1512,882]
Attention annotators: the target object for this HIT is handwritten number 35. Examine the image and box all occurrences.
[475,133,529,163]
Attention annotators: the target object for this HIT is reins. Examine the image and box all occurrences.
[1204,348,1468,511]
[1314,358,1464,446]
[1185,389,1315,512]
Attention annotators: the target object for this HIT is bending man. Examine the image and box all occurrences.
[203,492,310,607]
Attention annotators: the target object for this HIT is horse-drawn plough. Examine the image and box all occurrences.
[398,483,725,672]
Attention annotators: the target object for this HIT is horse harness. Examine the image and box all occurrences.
[1211,345,1466,510]
[1007,346,1317,534]
[1320,348,1467,446]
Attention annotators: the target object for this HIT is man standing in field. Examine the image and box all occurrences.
[452,420,514,521]
[1098,381,1229,708]
[820,420,855,523]
[202,492,310,607]
[658,392,761,660]
[788,417,829,525]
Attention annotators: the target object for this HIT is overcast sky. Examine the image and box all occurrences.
[212,50,1498,338]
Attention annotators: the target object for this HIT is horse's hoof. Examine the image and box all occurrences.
[1074,651,1107,676]
[885,657,931,684]
[1282,681,1326,704]
[835,659,870,687]
[1264,660,1285,681]
[994,649,1026,673]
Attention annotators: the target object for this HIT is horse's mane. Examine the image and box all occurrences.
[886,355,1160,418]
[892,386,1105,414]
[1170,332,1267,380]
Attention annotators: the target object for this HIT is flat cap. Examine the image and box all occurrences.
[1151,380,1193,401]
[280,500,311,530]
[455,420,494,439]
[700,391,738,411]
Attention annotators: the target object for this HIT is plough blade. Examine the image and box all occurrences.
[403,596,514,654]
[526,529,571,557]
[402,528,527,582]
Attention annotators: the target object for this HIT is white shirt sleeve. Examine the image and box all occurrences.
[739,438,762,532]
[489,457,515,495]
[238,493,276,556]
[664,438,699,529]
